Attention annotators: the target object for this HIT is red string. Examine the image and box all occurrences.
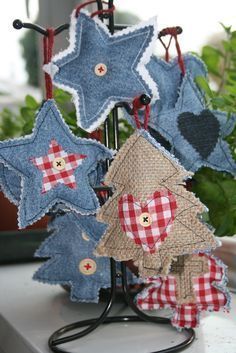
[159,27,185,75]
[43,28,54,100]
[132,97,150,130]
[88,129,102,141]
[174,34,186,75]
[75,0,115,18]
[91,5,115,18]
[159,36,173,62]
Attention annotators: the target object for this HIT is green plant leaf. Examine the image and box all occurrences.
[25,95,39,110]
[201,45,223,76]
[195,76,214,98]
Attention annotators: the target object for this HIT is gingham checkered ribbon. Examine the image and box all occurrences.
[31,139,87,193]
[137,254,227,328]
[118,189,177,253]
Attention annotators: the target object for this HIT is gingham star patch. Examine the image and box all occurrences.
[31,139,87,193]
[118,189,177,253]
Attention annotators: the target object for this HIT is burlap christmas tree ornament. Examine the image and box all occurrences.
[136,253,230,329]
[96,128,218,277]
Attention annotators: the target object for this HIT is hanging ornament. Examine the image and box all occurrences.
[149,73,236,174]
[96,101,218,277]
[0,29,113,228]
[136,253,230,329]
[34,212,111,303]
[123,27,207,128]
[124,27,235,175]
[44,4,158,132]
[34,211,139,302]
[125,54,207,128]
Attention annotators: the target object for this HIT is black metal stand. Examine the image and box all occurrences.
[48,260,195,353]
[13,1,195,352]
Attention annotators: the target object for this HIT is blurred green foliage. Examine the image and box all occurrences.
[193,24,236,237]
[20,30,39,87]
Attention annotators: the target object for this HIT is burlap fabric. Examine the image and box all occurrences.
[170,254,209,304]
[96,131,218,277]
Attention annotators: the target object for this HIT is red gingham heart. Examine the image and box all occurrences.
[118,189,177,253]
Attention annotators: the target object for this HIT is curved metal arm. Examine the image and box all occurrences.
[12,19,69,36]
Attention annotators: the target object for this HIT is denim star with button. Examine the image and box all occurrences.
[0,100,113,228]
[0,160,107,208]
[149,74,236,174]
[34,212,139,303]
[44,9,158,132]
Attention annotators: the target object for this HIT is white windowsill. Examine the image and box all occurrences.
[0,262,235,353]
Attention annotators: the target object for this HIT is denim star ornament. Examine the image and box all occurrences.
[147,54,207,112]
[0,159,106,209]
[124,53,208,127]
[34,212,139,302]
[0,163,21,205]
[44,9,158,132]
[33,212,111,303]
[0,100,114,228]
[149,73,236,174]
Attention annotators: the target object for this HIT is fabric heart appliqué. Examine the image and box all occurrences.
[177,109,220,159]
[118,189,177,253]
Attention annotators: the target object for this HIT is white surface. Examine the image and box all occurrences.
[0,263,235,353]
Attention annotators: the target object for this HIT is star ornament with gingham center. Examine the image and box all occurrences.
[31,139,87,193]
[44,9,159,132]
[0,99,114,229]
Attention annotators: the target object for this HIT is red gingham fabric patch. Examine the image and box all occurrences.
[118,189,177,253]
[136,254,228,328]
[31,139,87,193]
[172,305,198,328]
[193,254,227,310]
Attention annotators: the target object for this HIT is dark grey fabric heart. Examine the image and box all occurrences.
[177,110,220,159]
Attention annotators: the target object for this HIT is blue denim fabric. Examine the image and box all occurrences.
[147,74,236,174]
[124,54,207,127]
[47,10,158,132]
[0,160,106,208]
[0,100,113,228]
[34,212,139,303]
[0,163,21,205]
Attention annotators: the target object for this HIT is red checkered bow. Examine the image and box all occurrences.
[118,189,177,253]
[31,139,87,193]
[136,254,228,328]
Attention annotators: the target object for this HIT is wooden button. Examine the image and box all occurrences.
[94,63,107,76]
[81,232,90,242]
[79,258,97,275]
[139,212,152,227]
[52,157,66,171]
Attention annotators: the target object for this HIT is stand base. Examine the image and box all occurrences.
[48,315,195,353]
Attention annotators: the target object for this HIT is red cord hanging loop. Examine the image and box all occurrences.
[132,97,150,131]
[43,28,55,100]
[75,0,115,18]
[158,26,185,75]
